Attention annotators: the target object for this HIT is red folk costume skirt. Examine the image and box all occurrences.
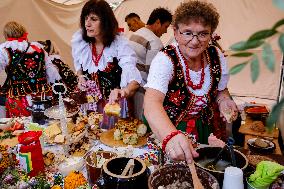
[6,96,31,118]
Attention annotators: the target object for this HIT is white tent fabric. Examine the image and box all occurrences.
[115,0,283,104]
[0,0,283,139]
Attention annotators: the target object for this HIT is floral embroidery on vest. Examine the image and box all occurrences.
[3,48,51,98]
[84,57,122,100]
[162,45,222,128]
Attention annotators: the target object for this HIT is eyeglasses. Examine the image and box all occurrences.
[179,30,210,42]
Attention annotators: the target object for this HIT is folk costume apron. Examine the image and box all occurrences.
[2,44,51,117]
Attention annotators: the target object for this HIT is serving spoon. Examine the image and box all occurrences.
[205,137,237,170]
[188,161,204,189]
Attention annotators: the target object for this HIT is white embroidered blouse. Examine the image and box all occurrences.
[145,41,229,114]
[71,30,142,88]
[0,40,61,83]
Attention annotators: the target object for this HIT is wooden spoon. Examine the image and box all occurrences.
[121,159,135,176]
[188,161,204,189]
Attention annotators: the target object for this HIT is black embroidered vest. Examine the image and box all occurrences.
[84,58,122,99]
[163,45,222,126]
[3,47,51,98]
[51,58,78,92]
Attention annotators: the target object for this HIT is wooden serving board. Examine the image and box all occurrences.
[100,129,147,148]
[0,132,18,147]
[239,118,279,138]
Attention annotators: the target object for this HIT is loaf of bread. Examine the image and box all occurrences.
[104,103,121,117]
[254,138,269,148]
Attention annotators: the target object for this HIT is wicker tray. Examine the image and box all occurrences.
[100,129,147,148]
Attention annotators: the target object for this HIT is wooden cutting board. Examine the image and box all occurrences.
[100,129,147,148]
[0,132,18,147]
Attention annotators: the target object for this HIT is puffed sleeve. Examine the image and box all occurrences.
[217,48,229,91]
[0,45,9,71]
[114,34,142,88]
[144,51,174,95]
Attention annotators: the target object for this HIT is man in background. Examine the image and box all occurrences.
[125,13,145,32]
[129,7,172,119]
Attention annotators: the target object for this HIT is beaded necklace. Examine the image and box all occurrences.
[180,51,205,90]
[91,43,104,66]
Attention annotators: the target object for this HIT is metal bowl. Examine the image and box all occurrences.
[195,146,248,184]
[148,164,220,189]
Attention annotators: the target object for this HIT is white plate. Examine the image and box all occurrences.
[44,105,79,119]
[247,138,275,149]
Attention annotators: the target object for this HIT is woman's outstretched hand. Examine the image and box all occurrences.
[219,98,238,122]
[165,133,199,164]
[108,88,129,104]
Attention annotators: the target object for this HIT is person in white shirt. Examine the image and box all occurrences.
[129,7,172,119]
[125,13,145,32]
[144,1,238,163]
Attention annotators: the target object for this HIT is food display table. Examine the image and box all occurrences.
[238,117,282,155]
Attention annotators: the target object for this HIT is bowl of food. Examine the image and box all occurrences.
[58,156,84,176]
[85,151,117,187]
[247,138,275,154]
[194,146,248,183]
[246,177,269,189]
[245,106,269,121]
[269,173,284,189]
[148,164,219,189]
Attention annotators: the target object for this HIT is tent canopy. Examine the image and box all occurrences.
[0,0,283,105]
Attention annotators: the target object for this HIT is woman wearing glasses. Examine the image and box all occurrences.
[144,0,238,163]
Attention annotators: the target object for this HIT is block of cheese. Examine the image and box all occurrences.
[45,123,62,138]
[54,134,65,144]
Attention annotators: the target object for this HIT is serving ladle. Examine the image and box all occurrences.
[205,137,236,170]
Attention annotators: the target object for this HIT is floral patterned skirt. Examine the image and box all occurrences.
[6,96,31,118]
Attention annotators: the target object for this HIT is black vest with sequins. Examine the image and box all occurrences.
[3,47,51,98]
[162,45,222,126]
[84,58,122,100]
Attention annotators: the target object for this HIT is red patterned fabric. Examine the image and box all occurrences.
[6,96,31,118]
[18,131,45,177]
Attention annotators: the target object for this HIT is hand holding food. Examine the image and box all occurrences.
[104,103,121,117]
[108,88,129,104]
[218,98,238,123]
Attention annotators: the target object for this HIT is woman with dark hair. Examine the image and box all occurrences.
[72,0,141,117]
[0,21,61,117]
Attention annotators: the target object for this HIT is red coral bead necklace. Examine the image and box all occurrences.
[181,52,205,90]
[91,43,104,66]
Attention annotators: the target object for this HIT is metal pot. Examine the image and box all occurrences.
[195,146,248,184]
[29,96,52,124]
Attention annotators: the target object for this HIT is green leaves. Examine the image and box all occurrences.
[279,33,284,53]
[231,52,253,57]
[266,98,284,128]
[250,55,259,83]
[262,43,275,71]
[230,40,264,51]
[229,2,284,128]
[273,0,284,10]
[272,18,284,29]
[229,62,248,75]
[229,18,283,80]
[248,29,277,41]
